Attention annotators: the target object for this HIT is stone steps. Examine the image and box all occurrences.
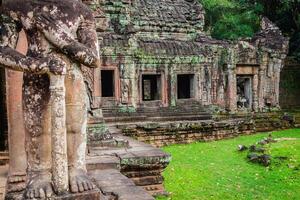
[87,135,171,198]
[103,106,207,113]
[86,155,120,171]
[102,102,212,124]
[88,169,154,200]
[102,103,210,120]
[104,114,212,123]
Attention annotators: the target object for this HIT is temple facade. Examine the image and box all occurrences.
[82,0,289,117]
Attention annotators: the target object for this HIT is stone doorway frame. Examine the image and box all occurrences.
[138,71,167,107]
[176,73,196,100]
[236,75,253,110]
[235,64,259,111]
[100,66,120,107]
[175,72,197,105]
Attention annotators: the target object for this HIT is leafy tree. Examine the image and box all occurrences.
[201,0,261,40]
[201,0,300,59]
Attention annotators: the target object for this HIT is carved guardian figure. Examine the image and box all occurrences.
[0,0,100,198]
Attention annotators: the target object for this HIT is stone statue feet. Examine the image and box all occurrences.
[69,168,95,193]
[25,171,53,199]
[6,173,27,193]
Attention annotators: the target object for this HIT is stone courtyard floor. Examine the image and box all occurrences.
[157,129,300,200]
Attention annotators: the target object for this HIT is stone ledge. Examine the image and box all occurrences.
[89,169,154,200]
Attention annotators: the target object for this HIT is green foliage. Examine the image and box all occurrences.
[201,0,261,40]
[157,129,300,200]
[201,0,300,58]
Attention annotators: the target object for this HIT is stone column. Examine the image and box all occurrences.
[252,73,259,111]
[258,53,268,110]
[273,57,282,107]
[169,67,177,106]
[226,68,237,111]
[226,49,237,112]
[126,37,138,107]
[6,30,27,192]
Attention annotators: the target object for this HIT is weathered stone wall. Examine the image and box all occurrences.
[120,112,295,147]
[86,0,289,114]
[280,59,300,109]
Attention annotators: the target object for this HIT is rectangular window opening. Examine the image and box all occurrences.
[101,70,115,97]
[142,74,161,101]
[177,74,194,99]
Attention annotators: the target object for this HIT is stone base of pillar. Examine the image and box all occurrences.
[53,189,101,200]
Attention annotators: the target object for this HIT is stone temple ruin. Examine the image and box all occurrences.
[0,0,295,199]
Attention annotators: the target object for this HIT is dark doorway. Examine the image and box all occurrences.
[142,74,161,101]
[101,70,115,97]
[0,69,7,150]
[237,76,252,109]
[177,74,194,99]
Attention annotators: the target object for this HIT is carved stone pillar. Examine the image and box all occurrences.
[273,58,282,107]
[252,73,259,111]
[226,49,237,112]
[258,53,268,110]
[226,67,237,111]
[6,30,27,193]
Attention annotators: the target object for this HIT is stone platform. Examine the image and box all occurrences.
[87,135,171,197]
[110,111,296,147]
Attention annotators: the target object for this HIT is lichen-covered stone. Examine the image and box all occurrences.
[1,0,101,198]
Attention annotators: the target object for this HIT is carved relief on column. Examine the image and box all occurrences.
[120,63,130,104]
[252,73,259,111]
[169,67,177,106]
[201,65,211,106]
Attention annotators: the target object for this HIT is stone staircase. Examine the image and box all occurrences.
[103,100,212,123]
[87,135,171,199]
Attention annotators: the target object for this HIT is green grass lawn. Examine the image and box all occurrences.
[157,129,300,200]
